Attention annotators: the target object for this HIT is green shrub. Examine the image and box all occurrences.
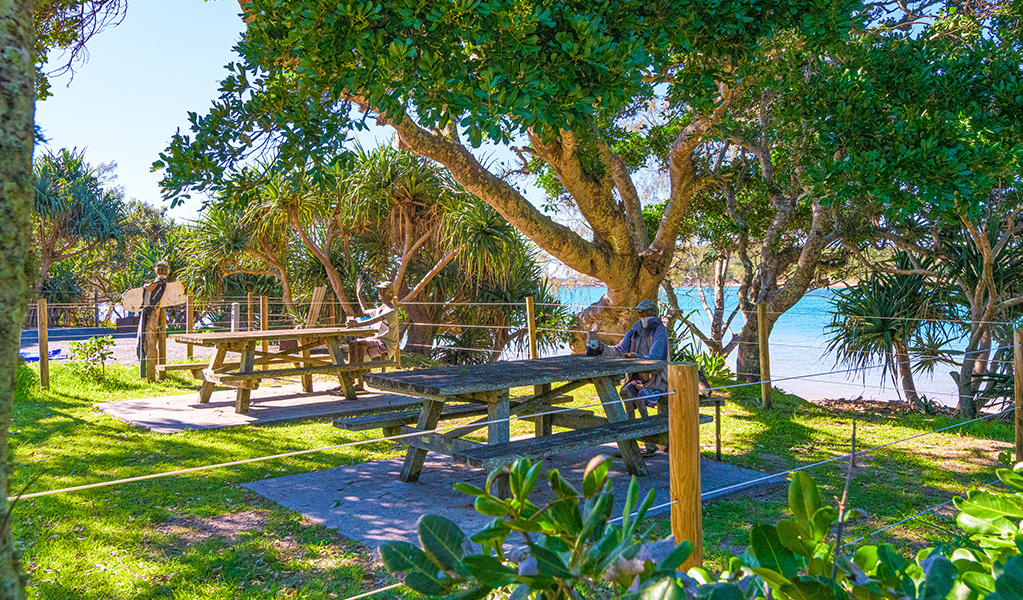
[68,335,115,380]
[381,457,1023,599]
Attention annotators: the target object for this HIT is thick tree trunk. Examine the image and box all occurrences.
[33,256,52,294]
[956,323,991,419]
[734,319,761,383]
[0,0,36,596]
[894,343,922,410]
[570,286,657,352]
[402,303,442,357]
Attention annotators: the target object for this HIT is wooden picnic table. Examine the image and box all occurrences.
[362,354,673,488]
[172,327,381,413]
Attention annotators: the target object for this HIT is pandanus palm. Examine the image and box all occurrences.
[344,146,517,355]
[33,148,127,292]
[825,254,944,410]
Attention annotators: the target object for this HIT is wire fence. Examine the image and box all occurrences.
[15,294,1023,598]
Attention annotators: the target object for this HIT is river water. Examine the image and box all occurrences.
[557,286,963,406]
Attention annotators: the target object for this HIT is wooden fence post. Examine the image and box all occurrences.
[37,298,49,391]
[94,291,100,327]
[261,295,269,371]
[668,362,702,570]
[247,292,254,333]
[526,296,551,435]
[757,303,772,409]
[231,302,240,332]
[157,308,167,380]
[526,296,538,360]
[1015,329,1022,464]
[393,299,402,371]
[186,295,194,361]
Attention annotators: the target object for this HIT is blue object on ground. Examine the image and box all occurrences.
[18,349,61,362]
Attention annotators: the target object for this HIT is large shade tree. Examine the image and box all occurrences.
[157,0,861,342]
[801,0,1023,417]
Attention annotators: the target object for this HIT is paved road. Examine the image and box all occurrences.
[20,328,216,365]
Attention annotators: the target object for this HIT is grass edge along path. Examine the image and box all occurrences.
[9,363,1016,599]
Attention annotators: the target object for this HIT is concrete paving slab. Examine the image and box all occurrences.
[96,383,422,434]
[243,445,782,548]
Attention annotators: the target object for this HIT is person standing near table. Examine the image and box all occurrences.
[347,279,399,360]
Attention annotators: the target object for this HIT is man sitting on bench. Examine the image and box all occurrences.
[586,299,667,455]
[347,279,399,361]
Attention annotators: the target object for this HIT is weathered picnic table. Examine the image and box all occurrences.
[361,355,691,487]
[172,327,383,413]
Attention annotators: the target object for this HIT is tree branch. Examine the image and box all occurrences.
[343,92,609,278]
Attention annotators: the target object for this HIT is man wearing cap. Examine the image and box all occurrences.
[599,299,670,411]
[587,298,711,455]
[346,279,399,361]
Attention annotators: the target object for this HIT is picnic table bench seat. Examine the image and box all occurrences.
[204,361,395,387]
[155,362,208,379]
[451,412,713,469]
[334,394,575,436]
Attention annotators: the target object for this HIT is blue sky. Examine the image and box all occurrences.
[35,0,247,223]
[32,0,575,265]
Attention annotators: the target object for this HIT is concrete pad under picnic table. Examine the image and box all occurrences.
[96,383,422,434]
[243,444,782,548]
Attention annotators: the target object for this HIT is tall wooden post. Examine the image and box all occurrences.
[142,308,160,381]
[757,303,772,409]
[261,295,269,371]
[37,299,49,390]
[185,295,194,361]
[328,293,336,326]
[525,296,538,360]
[526,296,551,435]
[156,309,167,380]
[247,291,254,333]
[1014,329,1023,464]
[231,302,240,332]
[394,300,402,370]
[668,362,702,569]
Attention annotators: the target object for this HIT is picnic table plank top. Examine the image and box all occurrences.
[172,326,377,346]
[363,355,666,397]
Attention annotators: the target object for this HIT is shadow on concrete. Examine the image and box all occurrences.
[243,445,782,548]
[96,384,422,434]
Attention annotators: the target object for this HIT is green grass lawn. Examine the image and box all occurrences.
[9,363,1015,598]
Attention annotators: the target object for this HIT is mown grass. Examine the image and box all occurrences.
[9,363,1015,597]
[13,364,404,599]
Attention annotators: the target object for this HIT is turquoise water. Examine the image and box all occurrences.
[557,286,961,405]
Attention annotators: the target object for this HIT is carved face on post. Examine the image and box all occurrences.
[154,260,170,281]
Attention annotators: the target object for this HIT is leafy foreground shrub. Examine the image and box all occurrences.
[380,457,1023,600]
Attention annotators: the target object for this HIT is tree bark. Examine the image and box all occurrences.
[288,208,359,318]
[734,317,762,383]
[894,343,922,410]
[402,303,443,357]
[0,0,36,596]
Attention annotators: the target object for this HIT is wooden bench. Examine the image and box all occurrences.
[204,361,396,388]
[155,362,208,380]
[334,394,575,437]
[335,403,488,437]
[451,413,706,469]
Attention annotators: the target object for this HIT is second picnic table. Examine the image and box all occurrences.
[359,355,696,488]
[172,326,380,413]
